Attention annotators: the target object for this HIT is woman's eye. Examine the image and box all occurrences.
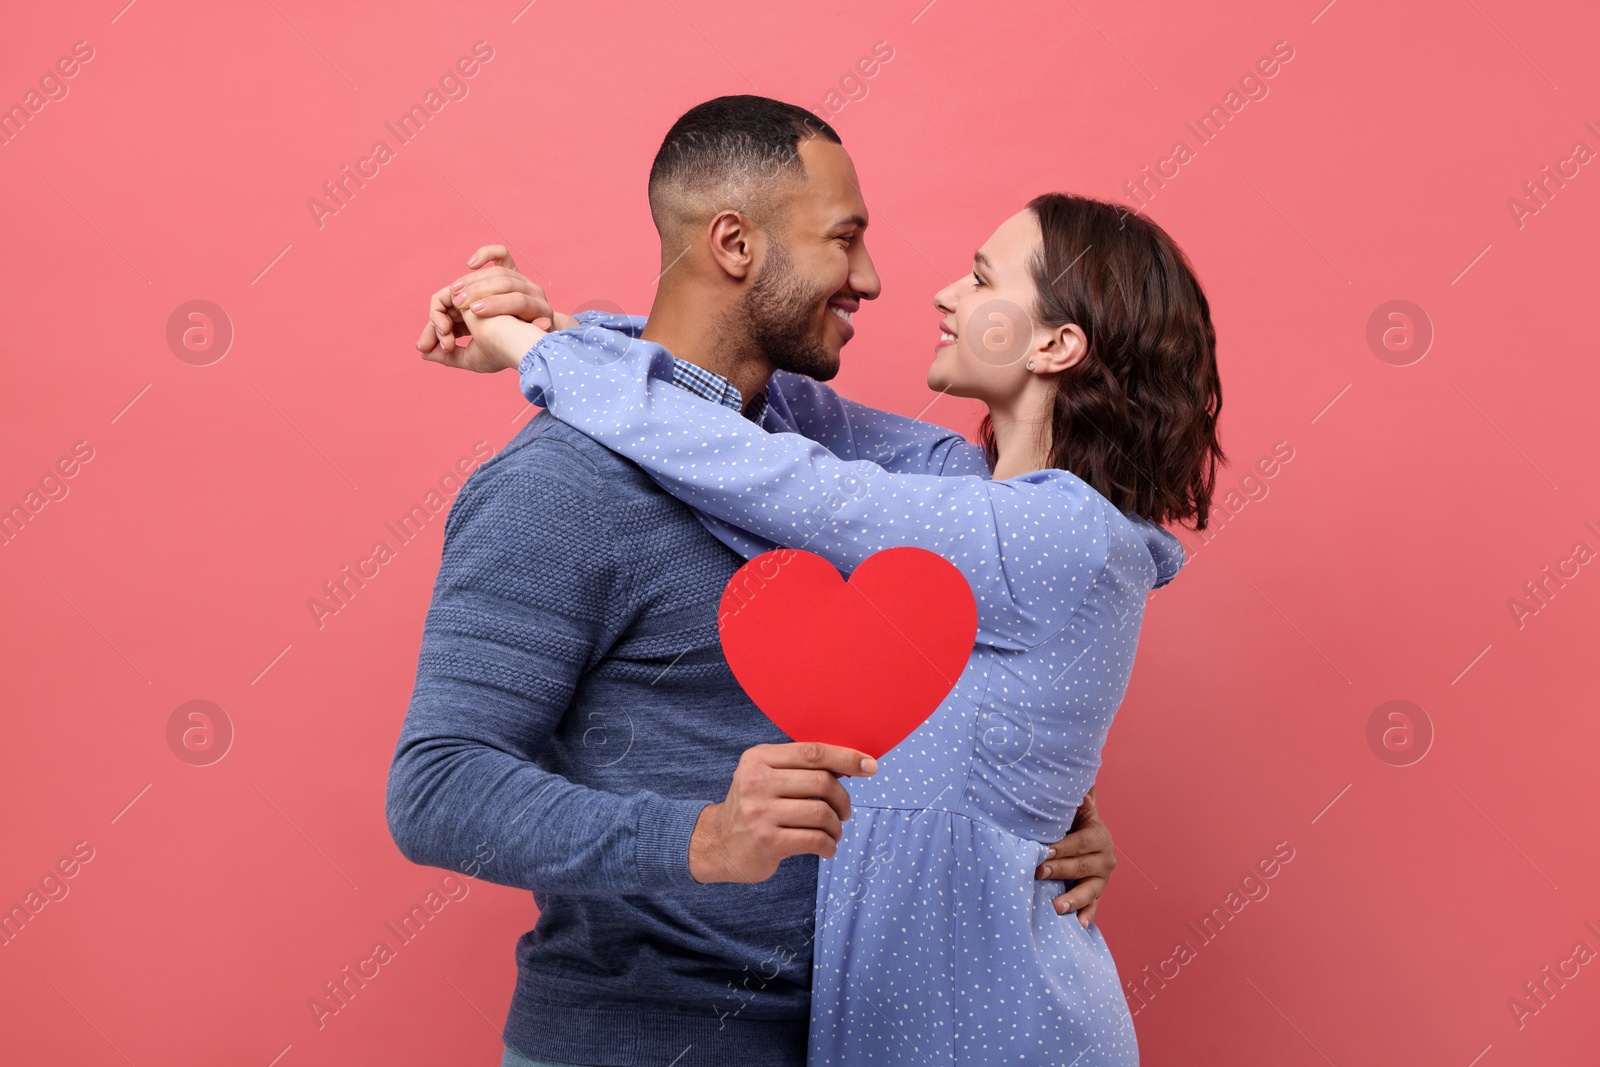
[972,271,984,287]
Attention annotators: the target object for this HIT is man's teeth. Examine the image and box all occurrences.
[830,307,852,323]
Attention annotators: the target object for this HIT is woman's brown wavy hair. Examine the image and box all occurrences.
[978,193,1225,530]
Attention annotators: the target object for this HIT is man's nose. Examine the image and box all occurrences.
[850,243,882,301]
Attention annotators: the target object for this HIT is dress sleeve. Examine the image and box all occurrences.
[516,325,1108,649]
[562,312,990,478]
[763,371,991,477]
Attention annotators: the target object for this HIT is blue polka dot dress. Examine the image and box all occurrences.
[516,318,1186,1065]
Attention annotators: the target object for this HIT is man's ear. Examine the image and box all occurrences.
[707,210,757,281]
[1035,322,1088,373]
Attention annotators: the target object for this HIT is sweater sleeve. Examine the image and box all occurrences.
[384,436,709,895]
[515,326,1106,649]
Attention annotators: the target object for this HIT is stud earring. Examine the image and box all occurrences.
[1026,360,1036,370]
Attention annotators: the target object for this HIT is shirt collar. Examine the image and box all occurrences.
[667,358,770,425]
[569,309,771,424]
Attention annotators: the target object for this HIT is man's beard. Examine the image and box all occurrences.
[738,238,838,381]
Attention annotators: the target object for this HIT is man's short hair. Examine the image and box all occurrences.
[647,95,842,239]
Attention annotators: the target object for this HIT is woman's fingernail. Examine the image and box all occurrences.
[470,300,487,312]
[451,280,464,291]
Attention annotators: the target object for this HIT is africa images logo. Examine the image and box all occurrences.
[306,41,496,230]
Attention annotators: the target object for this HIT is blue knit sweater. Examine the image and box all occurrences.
[385,410,821,1065]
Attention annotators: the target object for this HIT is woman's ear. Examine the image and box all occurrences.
[707,210,756,281]
[1035,322,1087,373]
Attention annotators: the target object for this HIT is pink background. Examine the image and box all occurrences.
[3,1,1598,1064]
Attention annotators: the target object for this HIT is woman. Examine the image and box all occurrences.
[453,194,1221,1065]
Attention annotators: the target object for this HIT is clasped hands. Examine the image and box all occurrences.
[414,244,564,374]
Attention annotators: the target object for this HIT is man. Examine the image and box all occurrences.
[386,96,1118,1067]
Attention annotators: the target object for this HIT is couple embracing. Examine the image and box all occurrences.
[385,95,1223,1067]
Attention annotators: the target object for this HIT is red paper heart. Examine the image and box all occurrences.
[718,547,978,759]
